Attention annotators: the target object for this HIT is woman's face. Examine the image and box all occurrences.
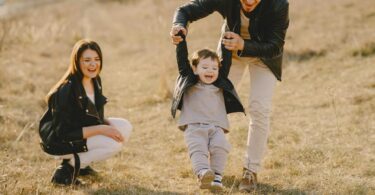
[79,49,101,79]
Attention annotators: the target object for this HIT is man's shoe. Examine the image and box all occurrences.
[197,169,215,189]
[238,168,257,192]
[210,173,224,191]
[51,160,81,186]
[79,166,98,176]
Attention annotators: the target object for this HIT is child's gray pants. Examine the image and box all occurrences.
[184,123,231,176]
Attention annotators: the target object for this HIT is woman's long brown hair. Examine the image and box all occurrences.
[45,39,103,103]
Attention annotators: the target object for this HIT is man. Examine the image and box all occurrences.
[170,0,289,192]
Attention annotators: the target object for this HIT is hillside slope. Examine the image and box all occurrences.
[0,0,374,194]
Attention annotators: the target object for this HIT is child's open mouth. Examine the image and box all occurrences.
[204,75,213,80]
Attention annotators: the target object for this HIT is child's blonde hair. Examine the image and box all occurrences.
[191,49,221,67]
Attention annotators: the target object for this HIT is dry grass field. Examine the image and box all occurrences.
[0,0,374,194]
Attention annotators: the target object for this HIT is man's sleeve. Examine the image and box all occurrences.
[173,0,224,28]
[238,1,289,58]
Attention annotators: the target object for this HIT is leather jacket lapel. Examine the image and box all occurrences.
[93,78,107,109]
[72,76,105,122]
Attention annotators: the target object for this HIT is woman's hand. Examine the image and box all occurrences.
[222,31,245,51]
[100,125,124,143]
[83,125,124,142]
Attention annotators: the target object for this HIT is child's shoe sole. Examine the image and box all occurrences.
[199,170,215,189]
[210,183,224,192]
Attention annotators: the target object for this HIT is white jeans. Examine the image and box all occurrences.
[54,117,132,168]
[229,55,277,173]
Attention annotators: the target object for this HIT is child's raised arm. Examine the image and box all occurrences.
[219,38,232,78]
[176,31,194,76]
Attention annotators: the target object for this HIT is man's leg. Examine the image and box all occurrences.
[228,54,249,90]
[244,63,277,172]
[239,63,277,192]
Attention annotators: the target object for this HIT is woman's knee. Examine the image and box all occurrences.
[107,140,123,154]
[107,118,133,138]
[89,134,123,154]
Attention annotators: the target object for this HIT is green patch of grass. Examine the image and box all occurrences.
[362,164,375,177]
[172,146,187,154]
[179,170,192,179]
[351,94,374,105]
[314,100,331,108]
[286,49,326,62]
[288,166,303,176]
[256,183,308,195]
[297,148,326,164]
[352,42,375,57]
[347,184,374,195]
[366,82,375,89]
[366,12,375,18]
[275,130,301,145]
[264,159,283,170]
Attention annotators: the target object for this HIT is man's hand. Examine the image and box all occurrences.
[170,25,187,45]
[222,31,245,51]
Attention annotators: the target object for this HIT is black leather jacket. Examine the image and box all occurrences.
[41,75,107,152]
[171,36,244,118]
[173,0,289,81]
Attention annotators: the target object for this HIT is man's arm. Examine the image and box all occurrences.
[171,0,225,45]
[172,0,224,28]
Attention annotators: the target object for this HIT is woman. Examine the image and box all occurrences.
[40,39,132,185]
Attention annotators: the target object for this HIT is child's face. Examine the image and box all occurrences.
[193,57,219,84]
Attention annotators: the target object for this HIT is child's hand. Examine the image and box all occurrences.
[222,31,245,51]
[170,25,187,45]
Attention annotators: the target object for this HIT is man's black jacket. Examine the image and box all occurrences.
[171,35,244,118]
[173,0,289,81]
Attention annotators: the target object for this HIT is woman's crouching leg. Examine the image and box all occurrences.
[107,117,133,141]
[78,135,124,167]
[56,118,132,168]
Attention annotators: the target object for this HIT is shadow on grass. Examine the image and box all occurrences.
[87,187,184,195]
[223,175,307,194]
[61,174,306,194]
[74,175,184,195]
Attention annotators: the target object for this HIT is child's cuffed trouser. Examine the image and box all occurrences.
[229,55,277,173]
[184,123,231,176]
[54,117,132,168]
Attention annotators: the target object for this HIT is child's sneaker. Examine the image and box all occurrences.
[210,173,224,191]
[197,169,215,189]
